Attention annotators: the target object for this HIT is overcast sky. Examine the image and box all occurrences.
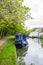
[23,0,43,29]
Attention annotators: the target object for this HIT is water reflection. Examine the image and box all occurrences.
[40,39,43,48]
[17,38,43,65]
[16,47,28,65]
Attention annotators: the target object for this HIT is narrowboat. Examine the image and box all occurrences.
[15,33,28,47]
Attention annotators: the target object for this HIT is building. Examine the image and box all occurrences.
[29,28,43,37]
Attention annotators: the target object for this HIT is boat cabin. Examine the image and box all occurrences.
[15,33,28,47]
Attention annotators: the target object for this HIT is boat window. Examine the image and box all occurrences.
[20,35,26,40]
[22,35,26,40]
[16,35,21,40]
[19,35,21,40]
[16,35,19,40]
[18,35,23,40]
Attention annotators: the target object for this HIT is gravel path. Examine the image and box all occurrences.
[0,38,8,47]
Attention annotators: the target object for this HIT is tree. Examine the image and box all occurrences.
[0,0,31,37]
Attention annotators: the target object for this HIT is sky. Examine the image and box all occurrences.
[23,0,43,30]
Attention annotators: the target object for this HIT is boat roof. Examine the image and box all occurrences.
[16,32,26,36]
[16,32,22,35]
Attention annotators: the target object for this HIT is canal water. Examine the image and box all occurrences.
[16,38,43,65]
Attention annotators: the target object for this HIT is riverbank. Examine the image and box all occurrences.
[40,34,43,39]
[0,39,17,65]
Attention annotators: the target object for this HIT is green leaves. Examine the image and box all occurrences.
[0,0,31,37]
[5,0,11,2]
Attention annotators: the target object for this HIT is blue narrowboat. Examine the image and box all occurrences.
[15,33,28,47]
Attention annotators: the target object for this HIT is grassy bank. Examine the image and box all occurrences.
[40,34,43,39]
[40,34,43,43]
[0,39,17,65]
